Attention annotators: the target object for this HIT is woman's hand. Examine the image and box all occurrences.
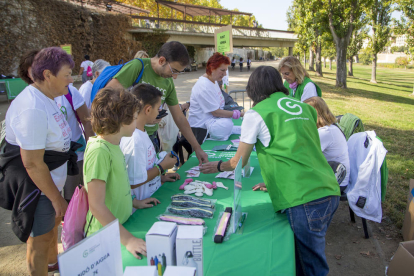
[200,161,219,174]
[133,198,160,209]
[162,173,180,183]
[125,237,147,259]
[160,155,177,170]
[252,183,267,192]
[51,196,69,217]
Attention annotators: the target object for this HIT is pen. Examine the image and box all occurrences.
[238,214,246,229]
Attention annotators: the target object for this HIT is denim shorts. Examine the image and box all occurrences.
[30,195,56,237]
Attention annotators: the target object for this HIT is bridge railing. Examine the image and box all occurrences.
[131,16,295,40]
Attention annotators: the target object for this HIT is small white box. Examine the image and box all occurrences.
[123,266,157,276]
[176,226,203,276]
[163,266,196,276]
[146,222,178,267]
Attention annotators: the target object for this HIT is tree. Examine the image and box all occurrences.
[347,25,369,76]
[326,0,366,88]
[322,40,336,70]
[394,0,414,93]
[395,56,409,68]
[367,0,393,83]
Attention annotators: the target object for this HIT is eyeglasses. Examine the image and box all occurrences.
[168,63,185,75]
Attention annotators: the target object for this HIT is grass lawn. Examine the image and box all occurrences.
[311,63,414,228]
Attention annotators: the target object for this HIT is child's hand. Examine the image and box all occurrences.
[160,155,177,170]
[252,183,267,192]
[133,198,160,209]
[126,237,147,259]
[162,173,180,183]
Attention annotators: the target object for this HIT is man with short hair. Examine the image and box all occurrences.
[107,41,209,164]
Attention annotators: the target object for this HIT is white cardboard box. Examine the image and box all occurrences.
[176,226,203,276]
[146,222,178,267]
[123,266,157,276]
[163,266,196,276]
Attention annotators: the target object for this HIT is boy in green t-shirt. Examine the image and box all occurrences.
[84,87,160,259]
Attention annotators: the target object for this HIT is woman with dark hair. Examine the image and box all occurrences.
[231,56,236,70]
[188,52,243,143]
[200,66,340,276]
[5,47,75,274]
[79,54,94,83]
[239,57,244,72]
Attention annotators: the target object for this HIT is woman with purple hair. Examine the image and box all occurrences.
[4,47,75,274]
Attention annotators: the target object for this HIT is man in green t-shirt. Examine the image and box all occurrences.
[107,41,208,164]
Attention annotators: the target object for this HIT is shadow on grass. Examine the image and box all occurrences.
[315,78,414,106]
[350,77,414,91]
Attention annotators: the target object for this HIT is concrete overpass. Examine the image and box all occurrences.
[128,17,297,52]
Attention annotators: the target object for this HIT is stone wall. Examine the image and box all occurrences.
[0,0,141,76]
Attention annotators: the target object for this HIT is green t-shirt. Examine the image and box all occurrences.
[83,137,132,236]
[114,58,179,135]
[252,93,340,212]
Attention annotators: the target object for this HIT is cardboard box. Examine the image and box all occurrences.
[146,222,178,267]
[163,266,196,276]
[387,240,414,275]
[402,179,414,241]
[123,266,157,276]
[176,226,203,276]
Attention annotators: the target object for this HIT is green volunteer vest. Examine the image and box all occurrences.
[283,76,322,101]
[252,93,340,212]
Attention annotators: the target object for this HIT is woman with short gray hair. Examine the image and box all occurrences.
[79,59,111,109]
[278,56,322,102]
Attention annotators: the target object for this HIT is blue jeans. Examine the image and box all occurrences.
[286,195,339,276]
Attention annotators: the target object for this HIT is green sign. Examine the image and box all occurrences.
[61,44,72,55]
[217,30,230,53]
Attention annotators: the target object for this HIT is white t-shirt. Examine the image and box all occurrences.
[120,129,161,201]
[292,82,318,102]
[318,124,350,187]
[222,69,229,86]
[5,85,72,192]
[188,76,225,128]
[80,60,93,72]
[79,81,93,109]
[55,85,86,161]
[240,109,271,147]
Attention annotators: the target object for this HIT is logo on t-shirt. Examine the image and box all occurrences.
[277,97,303,116]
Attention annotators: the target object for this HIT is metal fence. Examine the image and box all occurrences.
[229,90,252,110]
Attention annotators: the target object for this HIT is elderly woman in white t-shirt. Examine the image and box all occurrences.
[79,59,110,110]
[6,47,74,274]
[188,52,243,143]
[304,96,350,191]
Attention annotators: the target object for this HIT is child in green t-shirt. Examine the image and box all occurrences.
[84,87,160,259]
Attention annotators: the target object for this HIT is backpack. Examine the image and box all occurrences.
[90,58,144,104]
[86,65,93,77]
[65,87,85,136]
[61,185,91,251]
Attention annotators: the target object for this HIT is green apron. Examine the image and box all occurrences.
[283,76,322,101]
[252,93,340,212]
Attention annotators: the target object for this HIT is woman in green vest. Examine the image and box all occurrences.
[279,56,322,102]
[200,66,340,276]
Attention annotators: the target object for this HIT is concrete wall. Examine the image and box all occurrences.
[194,47,270,64]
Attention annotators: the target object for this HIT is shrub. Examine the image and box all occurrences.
[395,56,409,69]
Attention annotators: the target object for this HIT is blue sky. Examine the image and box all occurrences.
[219,0,403,31]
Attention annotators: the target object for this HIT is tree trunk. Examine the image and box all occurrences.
[303,52,306,68]
[315,42,323,76]
[324,58,326,68]
[335,37,348,88]
[309,49,315,71]
[329,59,332,70]
[371,53,377,83]
[348,57,353,76]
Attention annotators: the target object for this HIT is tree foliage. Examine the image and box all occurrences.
[120,0,258,27]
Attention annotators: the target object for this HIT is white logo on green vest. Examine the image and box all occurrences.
[277,97,303,115]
